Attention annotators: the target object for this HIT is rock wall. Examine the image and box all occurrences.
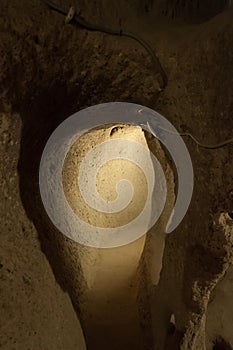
[0,1,232,349]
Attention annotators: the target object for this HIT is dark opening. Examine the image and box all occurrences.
[213,337,232,350]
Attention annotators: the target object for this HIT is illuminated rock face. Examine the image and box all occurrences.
[60,123,175,350]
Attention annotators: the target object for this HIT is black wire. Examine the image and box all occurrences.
[41,0,168,88]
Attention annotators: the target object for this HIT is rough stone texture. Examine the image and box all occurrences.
[0,1,233,350]
[61,123,175,350]
[0,112,86,350]
[206,265,233,349]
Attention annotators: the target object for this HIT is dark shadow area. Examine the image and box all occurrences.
[165,328,184,350]
[157,0,229,22]
[164,314,184,349]
[17,81,89,311]
[213,337,233,350]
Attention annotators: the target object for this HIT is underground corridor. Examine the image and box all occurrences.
[0,1,233,350]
